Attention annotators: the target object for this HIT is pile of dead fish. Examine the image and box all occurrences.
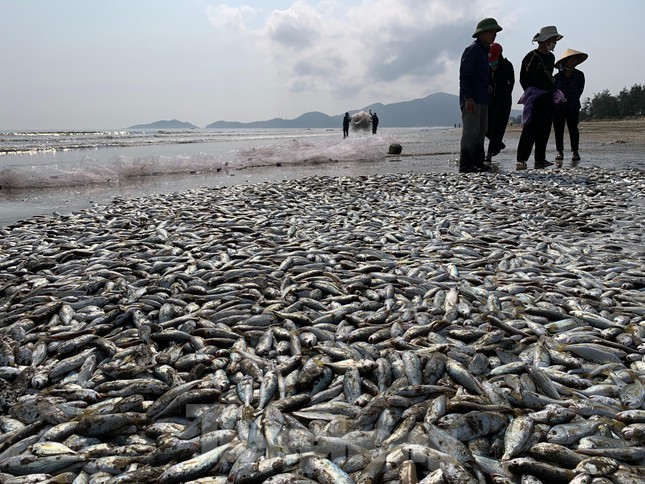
[0,167,644,483]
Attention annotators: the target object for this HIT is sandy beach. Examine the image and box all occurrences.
[0,119,643,481]
[562,117,645,145]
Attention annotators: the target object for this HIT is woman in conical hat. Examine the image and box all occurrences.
[555,48,588,69]
[553,48,588,163]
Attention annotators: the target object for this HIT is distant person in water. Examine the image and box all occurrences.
[343,112,351,138]
[370,109,379,134]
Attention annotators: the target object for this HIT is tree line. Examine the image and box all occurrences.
[580,84,645,119]
[511,84,644,124]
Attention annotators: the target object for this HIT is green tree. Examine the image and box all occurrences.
[589,89,620,118]
[618,84,645,116]
[519,83,645,120]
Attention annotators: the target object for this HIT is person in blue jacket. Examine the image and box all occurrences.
[459,18,503,173]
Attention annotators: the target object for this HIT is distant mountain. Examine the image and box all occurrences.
[207,92,464,129]
[127,119,199,130]
[206,111,339,129]
[127,93,520,129]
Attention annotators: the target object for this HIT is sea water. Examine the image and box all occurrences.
[0,127,457,225]
[1,126,640,226]
[0,127,463,189]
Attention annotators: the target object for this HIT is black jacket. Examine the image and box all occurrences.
[490,57,514,100]
[520,49,555,92]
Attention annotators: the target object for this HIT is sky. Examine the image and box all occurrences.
[1,0,643,130]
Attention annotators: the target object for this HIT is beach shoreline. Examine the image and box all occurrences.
[1,117,644,227]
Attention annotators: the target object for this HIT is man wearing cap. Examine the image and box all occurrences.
[459,17,503,173]
[486,42,515,163]
[553,49,588,162]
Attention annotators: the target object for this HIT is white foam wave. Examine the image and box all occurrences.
[0,153,226,189]
[0,132,388,190]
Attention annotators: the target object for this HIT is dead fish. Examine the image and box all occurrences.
[0,168,643,483]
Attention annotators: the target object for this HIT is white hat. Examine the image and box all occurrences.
[532,26,563,43]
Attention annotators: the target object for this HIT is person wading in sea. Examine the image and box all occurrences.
[369,109,379,134]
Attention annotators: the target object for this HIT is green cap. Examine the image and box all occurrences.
[473,18,503,38]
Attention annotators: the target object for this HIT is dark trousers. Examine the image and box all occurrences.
[460,104,488,170]
[553,108,580,152]
[487,96,512,156]
[517,93,553,162]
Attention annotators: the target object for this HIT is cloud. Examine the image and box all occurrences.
[364,21,472,83]
[265,2,322,49]
[293,55,347,77]
[206,4,256,31]
[205,1,488,103]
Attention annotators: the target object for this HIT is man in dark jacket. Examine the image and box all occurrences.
[343,112,351,138]
[485,42,515,162]
[459,18,503,173]
[371,111,379,134]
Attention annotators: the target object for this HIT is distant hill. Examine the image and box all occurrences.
[127,119,199,129]
[127,93,521,129]
[207,92,464,129]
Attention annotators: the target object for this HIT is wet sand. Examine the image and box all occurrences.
[1,118,644,227]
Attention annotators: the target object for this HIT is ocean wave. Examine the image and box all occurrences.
[0,153,226,189]
[0,128,335,156]
[0,131,389,190]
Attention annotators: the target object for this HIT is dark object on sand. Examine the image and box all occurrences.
[388,143,403,155]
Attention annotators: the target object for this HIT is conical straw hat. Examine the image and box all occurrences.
[555,48,588,68]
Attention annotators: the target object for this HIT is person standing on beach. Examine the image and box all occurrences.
[516,26,563,169]
[459,18,503,173]
[553,49,587,163]
[343,112,351,138]
[370,110,379,134]
[485,42,514,163]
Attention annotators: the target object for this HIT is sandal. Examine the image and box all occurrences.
[555,152,564,161]
[572,152,581,161]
